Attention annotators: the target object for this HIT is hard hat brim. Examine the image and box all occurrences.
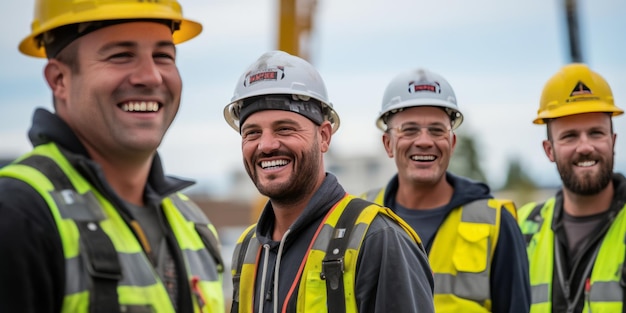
[19,4,202,58]
[533,100,624,124]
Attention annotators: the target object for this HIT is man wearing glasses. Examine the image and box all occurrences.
[361,69,531,313]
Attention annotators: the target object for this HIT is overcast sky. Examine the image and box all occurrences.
[1,0,625,195]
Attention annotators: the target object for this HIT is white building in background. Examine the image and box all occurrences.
[325,151,396,196]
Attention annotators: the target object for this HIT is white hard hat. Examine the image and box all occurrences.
[376,68,463,131]
[223,50,340,133]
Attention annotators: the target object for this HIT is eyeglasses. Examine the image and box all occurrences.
[387,123,451,140]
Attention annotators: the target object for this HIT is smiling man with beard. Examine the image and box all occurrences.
[223,50,434,313]
[519,63,626,313]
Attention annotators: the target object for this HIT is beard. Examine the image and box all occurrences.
[557,154,613,196]
[245,138,322,205]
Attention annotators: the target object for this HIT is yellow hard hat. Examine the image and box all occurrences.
[19,0,202,58]
[534,63,623,124]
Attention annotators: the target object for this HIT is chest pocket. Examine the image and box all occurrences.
[453,223,490,273]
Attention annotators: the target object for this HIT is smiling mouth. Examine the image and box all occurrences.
[260,159,289,169]
[576,160,597,167]
[120,101,160,112]
[411,155,436,161]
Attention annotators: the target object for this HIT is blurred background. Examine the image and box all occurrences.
[1,0,625,307]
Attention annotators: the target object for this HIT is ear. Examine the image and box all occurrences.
[382,132,394,158]
[44,60,70,106]
[542,139,555,162]
[319,121,332,153]
[450,132,457,152]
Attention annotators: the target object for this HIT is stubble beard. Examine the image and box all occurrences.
[246,141,322,206]
[558,155,613,196]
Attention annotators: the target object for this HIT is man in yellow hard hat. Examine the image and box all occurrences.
[0,1,224,312]
[518,63,625,313]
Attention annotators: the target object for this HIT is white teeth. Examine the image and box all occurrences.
[577,160,596,167]
[261,159,288,169]
[121,101,159,112]
[411,155,435,161]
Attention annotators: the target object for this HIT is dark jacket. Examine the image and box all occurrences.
[549,173,626,313]
[231,173,435,313]
[379,172,531,313]
[0,108,199,313]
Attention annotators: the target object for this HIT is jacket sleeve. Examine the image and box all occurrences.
[0,178,66,313]
[490,209,532,313]
[355,215,435,313]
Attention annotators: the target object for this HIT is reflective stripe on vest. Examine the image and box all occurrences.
[429,199,502,313]
[0,143,224,313]
[231,195,421,313]
[518,199,626,313]
[363,188,504,313]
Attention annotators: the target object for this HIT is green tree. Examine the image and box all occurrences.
[449,131,488,184]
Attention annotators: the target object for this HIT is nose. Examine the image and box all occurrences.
[412,130,434,147]
[257,132,280,153]
[575,133,595,154]
[129,56,163,87]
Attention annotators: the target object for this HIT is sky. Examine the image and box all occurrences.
[1,0,625,196]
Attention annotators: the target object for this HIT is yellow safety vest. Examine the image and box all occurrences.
[0,142,224,313]
[231,195,422,313]
[518,199,626,313]
[363,187,515,313]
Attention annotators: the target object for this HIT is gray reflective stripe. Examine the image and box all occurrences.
[65,256,88,294]
[171,195,210,224]
[65,252,157,294]
[530,284,550,304]
[347,223,368,250]
[363,188,382,203]
[312,224,333,251]
[462,199,496,225]
[52,190,106,222]
[311,221,368,252]
[243,236,261,265]
[590,281,622,302]
[184,249,219,281]
[434,272,490,301]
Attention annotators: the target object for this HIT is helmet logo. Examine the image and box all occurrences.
[244,66,285,87]
[570,81,592,96]
[407,81,441,94]
[567,81,600,103]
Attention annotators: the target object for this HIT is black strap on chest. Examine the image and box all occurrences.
[232,226,257,305]
[523,202,545,246]
[19,155,122,313]
[321,198,371,313]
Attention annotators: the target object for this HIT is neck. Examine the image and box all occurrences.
[270,196,310,241]
[396,177,454,210]
[562,182,614,217]
[87,147,153,206]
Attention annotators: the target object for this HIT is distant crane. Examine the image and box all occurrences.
[564,0,584,63]
[277,0,317,61]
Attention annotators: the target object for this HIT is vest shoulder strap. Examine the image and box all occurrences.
[490,198,518,220]
[322,197,372,313]
[232,224,257,304]
[170,194,224,272]
[18,154,122,313]
[522,202,545,246]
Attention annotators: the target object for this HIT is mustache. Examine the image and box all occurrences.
[253,150,292,163]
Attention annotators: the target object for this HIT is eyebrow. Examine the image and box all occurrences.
[98,40,176,54]
[241,118,303,132]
